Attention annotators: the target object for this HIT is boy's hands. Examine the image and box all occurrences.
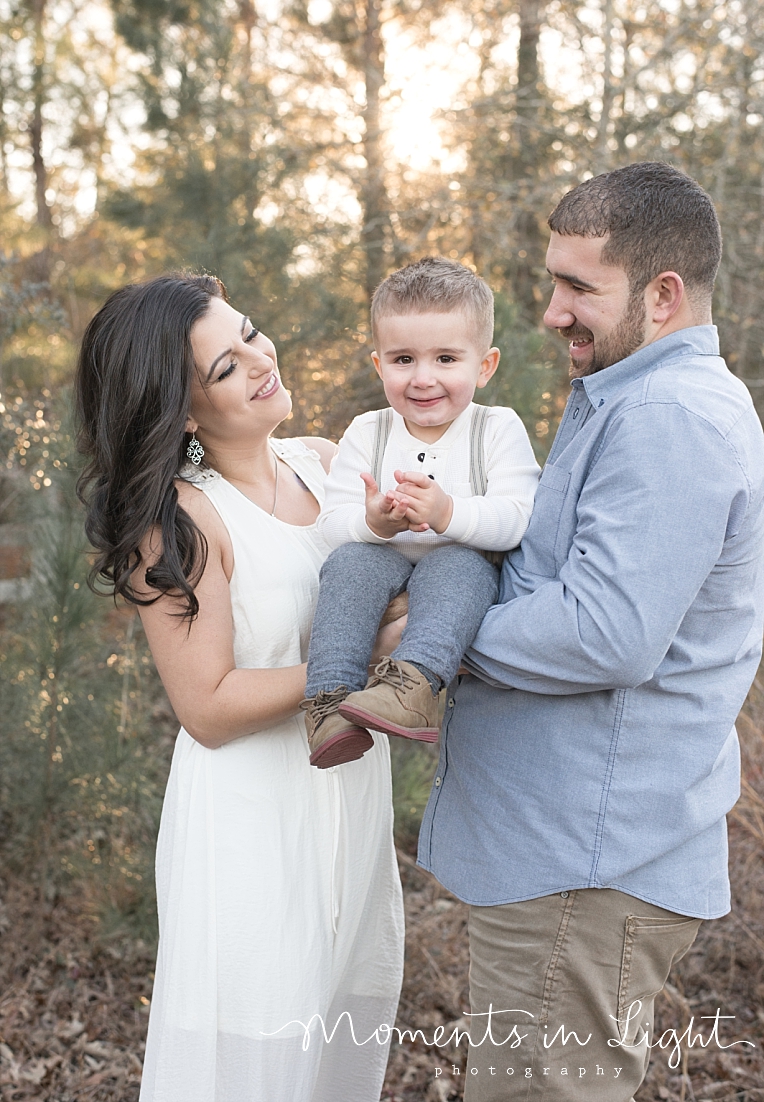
[361,470,454,536]
[361,472,429,538]
[392,470,454,533]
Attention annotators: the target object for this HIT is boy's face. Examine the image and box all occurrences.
[371,311,499,443]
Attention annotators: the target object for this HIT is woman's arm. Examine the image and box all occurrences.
[137,482,307,749]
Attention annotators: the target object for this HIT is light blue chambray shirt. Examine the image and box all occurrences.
[418,327,764,919]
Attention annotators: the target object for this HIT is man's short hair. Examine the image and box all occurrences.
[371,257,494,350]
[548,162,722,306]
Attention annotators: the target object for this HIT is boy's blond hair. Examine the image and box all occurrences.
[371,257,494,350]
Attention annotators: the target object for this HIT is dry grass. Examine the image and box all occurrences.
[1,685,763,1102]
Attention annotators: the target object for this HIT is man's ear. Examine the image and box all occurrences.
[476,348,500,389]
[647,271,685,325]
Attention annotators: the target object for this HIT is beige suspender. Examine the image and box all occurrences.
[369,404,502,566]
[468,404,489,496]
[370,405,490,493]
[370,407,394,487]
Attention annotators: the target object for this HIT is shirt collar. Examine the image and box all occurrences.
[578,325,721,406]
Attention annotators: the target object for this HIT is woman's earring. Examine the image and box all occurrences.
[186,434,205,465]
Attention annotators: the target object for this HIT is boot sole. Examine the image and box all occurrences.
[338,703,439,743]
[309,727,374,769]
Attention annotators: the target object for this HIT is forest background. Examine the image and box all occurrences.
[1,0,764,1100]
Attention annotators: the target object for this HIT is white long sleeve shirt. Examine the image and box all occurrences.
[318,403,540,564]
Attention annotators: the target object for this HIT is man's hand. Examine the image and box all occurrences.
[361,472,429,538]
[392,470,454,534]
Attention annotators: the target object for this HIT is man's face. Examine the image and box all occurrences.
[544,232,646,379]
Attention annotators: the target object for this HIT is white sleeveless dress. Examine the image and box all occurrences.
[139,438,404,1102]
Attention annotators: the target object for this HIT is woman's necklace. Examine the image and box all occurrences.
[270,454,279,517]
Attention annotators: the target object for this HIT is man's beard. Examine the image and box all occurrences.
[561,291,646,379]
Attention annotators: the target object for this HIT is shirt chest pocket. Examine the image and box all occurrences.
[518,463,571,578]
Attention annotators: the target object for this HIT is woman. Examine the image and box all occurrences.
[75,273,404,1102]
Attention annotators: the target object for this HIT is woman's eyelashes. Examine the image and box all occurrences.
[216,326,260,381]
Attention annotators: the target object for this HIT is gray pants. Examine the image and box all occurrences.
[305,542,499,696]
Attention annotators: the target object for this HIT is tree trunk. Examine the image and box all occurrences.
[0,82,8,197]
[360,0,394,301]
[511,0,545,323]
[595,0,615,173]
[238,0,256,60]
[516,0,541,120]
[30,0,53,280]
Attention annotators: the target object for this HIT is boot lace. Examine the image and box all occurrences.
[299,686,347,721]
[368,656,418,690]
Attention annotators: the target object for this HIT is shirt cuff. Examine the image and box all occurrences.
[354,513,397,544]
[441,495,473,542]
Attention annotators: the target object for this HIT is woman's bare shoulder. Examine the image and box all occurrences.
[134,479,232,595]
[297,436,338,473]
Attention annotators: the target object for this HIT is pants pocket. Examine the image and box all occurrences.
[616,914,701,1045]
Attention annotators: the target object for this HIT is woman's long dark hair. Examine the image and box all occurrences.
[75,272,227,620]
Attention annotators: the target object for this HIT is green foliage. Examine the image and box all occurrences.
[477,292,561,461]
[1,0,764,947]
[0,461,168,940]
[389,738,438,850]
[0,389,69,517]
[0,258,66,391]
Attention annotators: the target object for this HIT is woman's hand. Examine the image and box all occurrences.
[370,614,408,667]
[370,593,409,666]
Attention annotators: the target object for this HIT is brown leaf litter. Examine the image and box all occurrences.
[1,699,763,1102]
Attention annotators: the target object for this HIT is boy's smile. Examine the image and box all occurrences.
[371,311,499,444]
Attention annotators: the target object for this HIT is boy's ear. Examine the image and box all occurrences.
[476,347,500,389]
[371,351,383,380]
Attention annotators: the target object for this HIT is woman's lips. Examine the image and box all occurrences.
[251,373,279,400]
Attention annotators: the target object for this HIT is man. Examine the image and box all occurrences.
[417,162,764,1101]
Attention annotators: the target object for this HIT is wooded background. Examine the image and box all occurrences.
[1,3,764,1100]
[2,0,764,441]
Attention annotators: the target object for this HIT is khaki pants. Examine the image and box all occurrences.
[464,888,700,1102]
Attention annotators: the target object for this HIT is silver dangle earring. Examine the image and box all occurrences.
[186,434,205,466]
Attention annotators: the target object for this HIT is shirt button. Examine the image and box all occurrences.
[560,891,569,898]
[448,698,455,708]
[435,776,441,787]
[418,452,425,462]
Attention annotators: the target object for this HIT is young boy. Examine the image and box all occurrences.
[301,257,540,767]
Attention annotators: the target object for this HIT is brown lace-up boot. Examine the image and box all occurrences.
[301,688,374,768]
[338,657,440,742]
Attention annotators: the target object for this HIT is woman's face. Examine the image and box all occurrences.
[188,296,292,450]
